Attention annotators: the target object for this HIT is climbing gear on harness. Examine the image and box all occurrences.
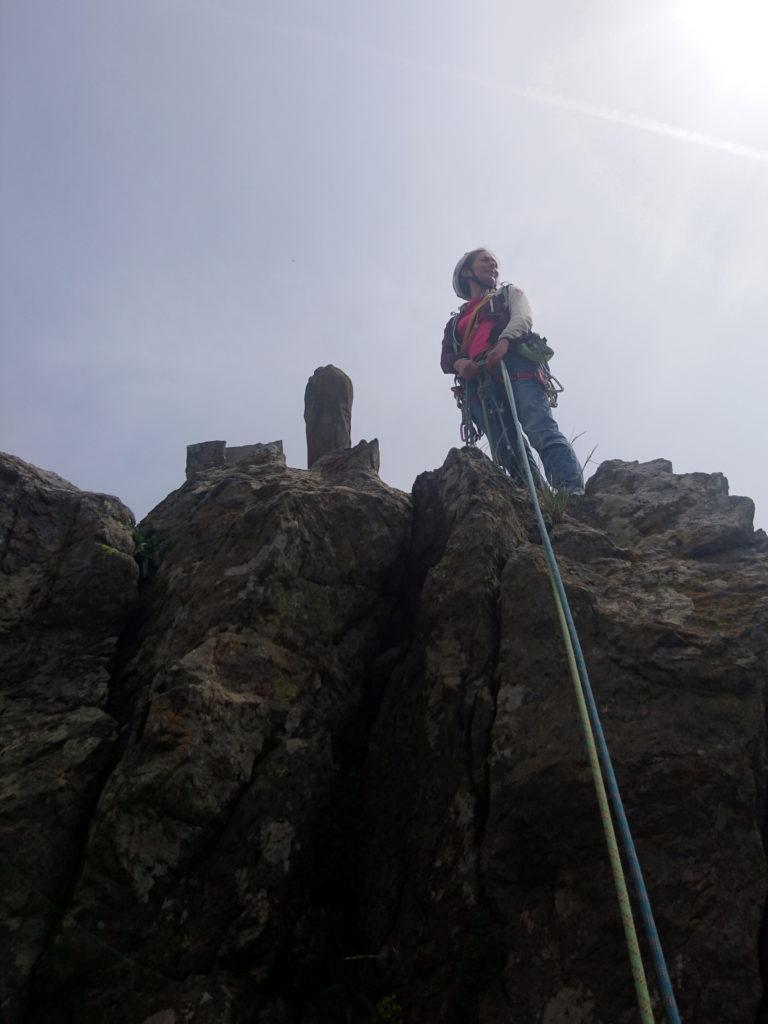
[498,360,682,1024]
[516,334,554,364]
[452,382,481,447]
[508,361,563,410]
[507,355,564,410]
[541,366,564,408]
[453,366,544,489]
[509,334,562,407]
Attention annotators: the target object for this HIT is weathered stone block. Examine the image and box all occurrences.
[186,440,226,480]
[225,441,285,467]
[186,441,286,480]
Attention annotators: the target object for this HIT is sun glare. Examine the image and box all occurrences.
[676,0,768,95]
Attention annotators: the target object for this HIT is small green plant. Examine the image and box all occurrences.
[98,543,118,556]
[132,527,160,578]
[536,434,597,525]
[570,432,598,487]
[370,995,403,1024]
[538,485,572,526]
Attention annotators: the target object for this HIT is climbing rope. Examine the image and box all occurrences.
[497,361,682,1024]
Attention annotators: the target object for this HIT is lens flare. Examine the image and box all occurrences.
[676,0,768,95]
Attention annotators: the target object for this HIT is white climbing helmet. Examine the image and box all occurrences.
[452,248,495,300]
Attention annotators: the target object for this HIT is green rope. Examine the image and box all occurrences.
[547,581,655,1023]
[497,361,656,1024]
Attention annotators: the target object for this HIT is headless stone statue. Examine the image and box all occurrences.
[304,365,353,468]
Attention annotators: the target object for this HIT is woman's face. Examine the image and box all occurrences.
[467,250,499,290]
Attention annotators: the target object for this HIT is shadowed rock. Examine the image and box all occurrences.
[0,452,138,1022]
[304,365,353,467]
[3,448,768,1024]
[360,451,768,1024]
[25,447,411,1024]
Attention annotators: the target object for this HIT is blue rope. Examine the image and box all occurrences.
[499,361,682,1024]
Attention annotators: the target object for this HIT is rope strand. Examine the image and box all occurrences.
[498,360,682,1024]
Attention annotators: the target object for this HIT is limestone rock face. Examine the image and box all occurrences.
[28,445,411,1023]
[360,450,768,1024]
[581,457,758,556]
[2,446,768,1024]
[304,365,353,467]
[0,453,138,1021]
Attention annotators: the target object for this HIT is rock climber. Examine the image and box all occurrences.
[440,248,584,493]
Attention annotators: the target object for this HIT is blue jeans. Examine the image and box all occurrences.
[470,352,584,493]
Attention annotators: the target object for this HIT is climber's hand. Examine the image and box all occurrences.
[485,338,509,373]
[455,358,480,381]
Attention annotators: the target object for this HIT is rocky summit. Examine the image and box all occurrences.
[1,445,767,1024]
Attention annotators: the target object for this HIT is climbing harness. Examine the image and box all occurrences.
[497,360,682,1024]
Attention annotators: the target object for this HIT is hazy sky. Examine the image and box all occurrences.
[2,0,767,527]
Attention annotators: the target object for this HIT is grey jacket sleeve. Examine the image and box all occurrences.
[498,284,533,341]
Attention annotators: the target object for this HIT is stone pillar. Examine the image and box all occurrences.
[304,365,353,468]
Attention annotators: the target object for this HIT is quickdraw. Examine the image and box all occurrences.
[452,383,481,446]
[542,367,564,408]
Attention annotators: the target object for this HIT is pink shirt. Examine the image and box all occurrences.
[457,298,495,359]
